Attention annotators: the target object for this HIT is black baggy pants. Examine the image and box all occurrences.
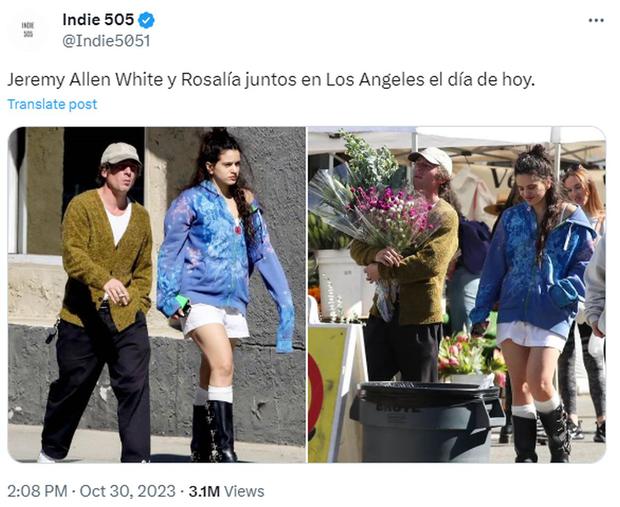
[364,305,442,382]
[41,308,151,462]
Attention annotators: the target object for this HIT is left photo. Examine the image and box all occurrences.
[7,127,306,463]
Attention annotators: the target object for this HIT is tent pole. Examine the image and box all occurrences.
[553,143,562,180]
[550,127,562,180]
[408,132,419,185]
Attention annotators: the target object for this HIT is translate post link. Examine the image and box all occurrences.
[7,98,98,112]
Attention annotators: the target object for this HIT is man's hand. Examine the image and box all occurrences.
[103,278,131,306]
[591,321,605,338]
[364,263,381,283]
[374,247,402,267]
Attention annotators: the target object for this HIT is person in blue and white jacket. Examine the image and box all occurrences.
[157,128,294,463]
[470,145,594,463]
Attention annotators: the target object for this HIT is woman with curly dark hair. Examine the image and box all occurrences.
[470,144,595,463]
[157,128,294,462]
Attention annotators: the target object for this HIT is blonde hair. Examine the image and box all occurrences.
[562,165,605,220]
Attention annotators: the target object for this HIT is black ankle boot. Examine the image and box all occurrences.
[499,417,513,444]
[538,405,571,463]
[512,416,538,463]
[190,405,211,462]
[206,400,238,463]
[536,418,548,446]
[499,377,513,444]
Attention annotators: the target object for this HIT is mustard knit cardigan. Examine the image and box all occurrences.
[59,190,153,332]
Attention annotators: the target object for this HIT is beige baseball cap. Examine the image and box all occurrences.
[408,147,452,177]
[100,142,142,166]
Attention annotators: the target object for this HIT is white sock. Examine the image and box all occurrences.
[534,392,561,414]
[208,385,233,404]
[194,387,209,406]
[512,404,537,420]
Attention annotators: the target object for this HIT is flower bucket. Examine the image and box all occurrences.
[317,249,374,319]
[447,373,495,389]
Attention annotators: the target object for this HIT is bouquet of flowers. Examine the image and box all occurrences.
[438,332,507,387]
[308,132,440,321]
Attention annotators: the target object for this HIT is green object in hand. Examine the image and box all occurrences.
[175,295,191,314]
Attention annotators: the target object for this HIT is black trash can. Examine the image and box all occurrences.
[350,381,505,462]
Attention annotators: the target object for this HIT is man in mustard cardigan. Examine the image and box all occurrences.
[351,147,458,382]
[39,143,153,463]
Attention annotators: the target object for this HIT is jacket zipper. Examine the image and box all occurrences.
[226,203,235,307]
[523,207,538,320]
[227,229,239,307]
[202,182,244,309]
[524,206,573,319]
[523,263,535,321]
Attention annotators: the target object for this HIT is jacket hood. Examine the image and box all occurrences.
[558,205,597,250]
[200,179,219,195]
[564,205,596,232]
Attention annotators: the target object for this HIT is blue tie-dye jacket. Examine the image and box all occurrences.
[156,180,294,353]
[469,203,595,338]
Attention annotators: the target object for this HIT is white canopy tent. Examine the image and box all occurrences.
[307,126,605,170]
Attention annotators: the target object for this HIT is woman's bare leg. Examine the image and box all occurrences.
[191,324,234,387]
[500,339,533,406]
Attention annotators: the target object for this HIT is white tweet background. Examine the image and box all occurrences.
[1,0,617,505]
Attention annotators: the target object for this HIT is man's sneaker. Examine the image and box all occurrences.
[567,419,585,440]
[37,450,57,464]
[594,421,606,443]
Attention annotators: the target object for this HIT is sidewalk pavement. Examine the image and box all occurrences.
[8,394,604,464]
[489,394,605,463]
[8,424,306,463]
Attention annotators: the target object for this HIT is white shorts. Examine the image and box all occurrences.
[497,321,566,352]
[181,303,249,340]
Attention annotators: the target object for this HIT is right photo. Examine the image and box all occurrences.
[306,127,606,463]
